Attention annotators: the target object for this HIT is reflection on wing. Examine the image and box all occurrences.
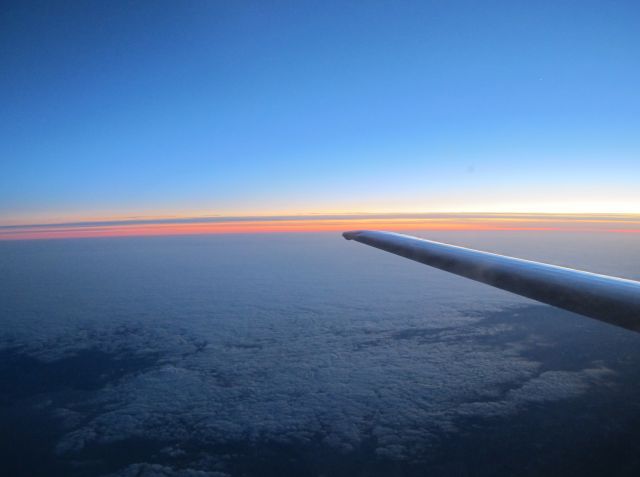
[344,230,640,333]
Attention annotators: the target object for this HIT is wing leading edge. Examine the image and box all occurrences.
[343,230,640,333]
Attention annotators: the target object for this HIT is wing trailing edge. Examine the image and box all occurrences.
[343,230,640,332]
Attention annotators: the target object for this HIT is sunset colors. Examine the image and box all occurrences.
[1,213,639,241]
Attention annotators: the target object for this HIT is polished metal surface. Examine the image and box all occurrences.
[344,230,640,332]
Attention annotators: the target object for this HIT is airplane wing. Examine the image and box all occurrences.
[343,230,640,332]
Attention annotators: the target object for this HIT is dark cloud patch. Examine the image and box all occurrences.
[0,348,159,405]
[0,347,159,477]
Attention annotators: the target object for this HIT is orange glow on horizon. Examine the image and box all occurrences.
[1,215,640,241]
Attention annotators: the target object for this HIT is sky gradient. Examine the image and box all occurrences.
[1,1,639,229]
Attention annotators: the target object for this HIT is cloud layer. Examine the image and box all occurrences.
[1,232,639,476]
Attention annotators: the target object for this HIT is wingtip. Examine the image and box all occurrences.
[342,230,362,240]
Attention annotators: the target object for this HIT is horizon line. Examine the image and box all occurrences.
[3,210,640,229]
[1,212,640,241]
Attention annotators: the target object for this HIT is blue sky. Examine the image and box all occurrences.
[1,1,639,223]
